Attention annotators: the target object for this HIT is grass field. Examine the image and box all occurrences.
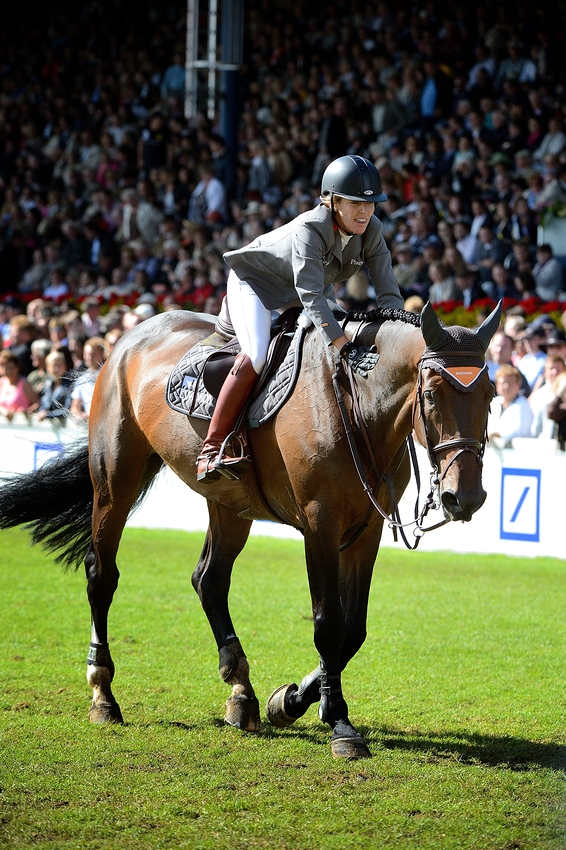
[0,526,565,849]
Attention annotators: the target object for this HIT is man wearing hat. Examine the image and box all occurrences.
[544,329,566,362]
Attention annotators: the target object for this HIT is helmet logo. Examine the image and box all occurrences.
[364,189,373,195]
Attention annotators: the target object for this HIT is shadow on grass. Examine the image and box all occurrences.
[138,715,566,772]
[261,722,566,770]
[371,726,566,771]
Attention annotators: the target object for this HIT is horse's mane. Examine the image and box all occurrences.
[344,307,421,328]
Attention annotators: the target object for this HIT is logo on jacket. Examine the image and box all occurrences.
[350,259,363,265]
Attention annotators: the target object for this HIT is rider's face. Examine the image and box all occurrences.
[333,198,375,236]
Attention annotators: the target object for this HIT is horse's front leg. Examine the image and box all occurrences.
[287,522,372,757]
[267,522,383,759]
[307,529,371,758]
[192,500,260,731]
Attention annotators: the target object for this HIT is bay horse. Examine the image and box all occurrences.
[0,302,500,759]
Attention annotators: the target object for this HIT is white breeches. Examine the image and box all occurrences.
[226,270,272,375]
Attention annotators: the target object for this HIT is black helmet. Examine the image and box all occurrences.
[321,155,387,202]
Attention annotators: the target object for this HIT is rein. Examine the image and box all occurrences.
[333,346,488,551]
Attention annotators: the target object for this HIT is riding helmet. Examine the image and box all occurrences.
[321,155,388,203]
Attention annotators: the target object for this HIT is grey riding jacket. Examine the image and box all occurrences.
[223,204,404,345]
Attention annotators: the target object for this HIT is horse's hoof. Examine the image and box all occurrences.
[266,683,298,728]
[88,700,124,724]
[330,735,371,760]
[224,695,261,732]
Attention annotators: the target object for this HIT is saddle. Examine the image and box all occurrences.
[166,306,306,426]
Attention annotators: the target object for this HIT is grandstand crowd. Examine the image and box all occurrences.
[0,0,566,442]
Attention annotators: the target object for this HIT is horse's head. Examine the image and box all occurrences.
[413,302,501,522]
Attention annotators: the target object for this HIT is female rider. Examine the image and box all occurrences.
[197,154,405,482]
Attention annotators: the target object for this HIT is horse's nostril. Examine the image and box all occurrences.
[441,490,461,516]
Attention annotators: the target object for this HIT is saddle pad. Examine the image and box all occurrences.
[166,322,306,428]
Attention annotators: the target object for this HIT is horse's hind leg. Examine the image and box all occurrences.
[86,439,162,724]
[192,501,259,731]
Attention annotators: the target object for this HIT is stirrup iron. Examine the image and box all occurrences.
[215,432,251,479]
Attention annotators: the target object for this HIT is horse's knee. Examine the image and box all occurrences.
[313,612,344,662]
[341,626,367,665]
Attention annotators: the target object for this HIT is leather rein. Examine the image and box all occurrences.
[333,347,488,551]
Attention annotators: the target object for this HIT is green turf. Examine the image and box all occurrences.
[0,526,565,849]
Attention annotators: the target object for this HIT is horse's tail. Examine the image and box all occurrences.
[0,436,160,570]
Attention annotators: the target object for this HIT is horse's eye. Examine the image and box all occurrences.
[424,390,435,405]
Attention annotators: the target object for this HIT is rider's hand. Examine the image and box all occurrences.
[340,341,379,377]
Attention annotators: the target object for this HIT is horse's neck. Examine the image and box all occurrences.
[358,322,423,466]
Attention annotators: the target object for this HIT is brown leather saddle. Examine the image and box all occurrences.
[199,306,302,400]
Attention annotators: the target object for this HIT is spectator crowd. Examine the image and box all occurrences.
[1,0,566,444]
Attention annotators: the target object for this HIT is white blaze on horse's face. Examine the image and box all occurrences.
[333,198,375,236]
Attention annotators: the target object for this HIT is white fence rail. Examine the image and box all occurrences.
[1,421,564,559]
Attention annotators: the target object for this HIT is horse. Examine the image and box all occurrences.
[0,301,501,759]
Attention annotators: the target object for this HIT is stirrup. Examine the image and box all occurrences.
[215,432,251,479]
[196,434,251,483]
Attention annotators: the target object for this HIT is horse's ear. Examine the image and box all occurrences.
[420,302,449,350]
[474,301,503,352]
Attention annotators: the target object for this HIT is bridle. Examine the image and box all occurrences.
[415,348,489,486]
[333,346,491,551]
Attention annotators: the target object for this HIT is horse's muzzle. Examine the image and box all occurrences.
[441,487,487,523]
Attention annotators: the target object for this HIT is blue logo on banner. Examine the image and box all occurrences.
[500,467,541,542]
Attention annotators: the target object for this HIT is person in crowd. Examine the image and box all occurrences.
[544,329,566,363]
[531,244,565,301]
[196,155,404,482]
[486,330,531,395]
[515,325,548,392]
[80,297,102,337]
[69,337,107,421]
[454,269,486,308]
[481,262,520,302]
[35,350,73,422]
[187,163,227,227]
[27,338,53,394]
[473,224,512,283]
[7,315,38,376]
[547,370,566,450]
[488,364,534,444]
[427,260,459,304]
[0,350,40,421]
[529,354,566,438]
[391,242,421,296]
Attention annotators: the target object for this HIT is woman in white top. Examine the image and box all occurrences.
[488,365,533,444]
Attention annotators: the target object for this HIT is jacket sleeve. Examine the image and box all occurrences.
[292,219,346,345]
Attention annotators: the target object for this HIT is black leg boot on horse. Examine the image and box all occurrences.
[197,352,259,482]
